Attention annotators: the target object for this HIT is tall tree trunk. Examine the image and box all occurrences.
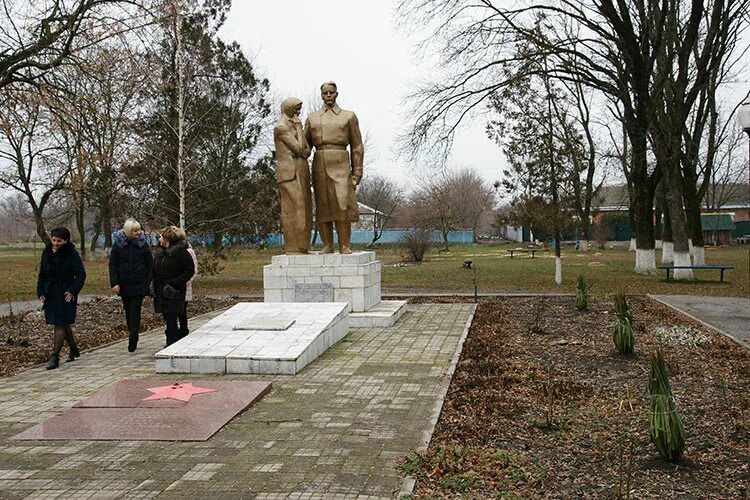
[628,136,656,274]
[32,207,50,246]
[101,202,113,251]
[554,231,562,285]
[89,210,101,252]
[658,182,674,264]
[627,203,636,251]
[683,185,705,265]
[653,198,663,249]
[76,200,86,259]
[662,134,693,280]
[173,0,186,230]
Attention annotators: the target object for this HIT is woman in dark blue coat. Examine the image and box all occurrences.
[149,226,194,346]
[36,227,86,370]
[109,218,153,352]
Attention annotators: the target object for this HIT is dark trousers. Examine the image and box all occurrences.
[178,302,189,339]
[121,295,144,349]
[163,312,180,346]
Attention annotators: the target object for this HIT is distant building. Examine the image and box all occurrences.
[352,202,386,233]
[591,183,750,242]
[701,214,736,246]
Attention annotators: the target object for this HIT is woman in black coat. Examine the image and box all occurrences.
[109,218,153,353]
[36,227,86,370]
[149,226,195,346]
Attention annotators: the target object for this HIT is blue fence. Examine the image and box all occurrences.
[298,229,474,245]
[349,229,475,245]
[103,229,475,248]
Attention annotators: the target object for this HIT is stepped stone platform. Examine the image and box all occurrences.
[155,302,349,375]
[263,251,406,327]
[350,300,407,328]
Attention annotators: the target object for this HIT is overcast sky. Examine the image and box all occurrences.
[219,1,750,191]
[219,0,505,189]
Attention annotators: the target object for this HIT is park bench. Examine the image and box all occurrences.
[507,248,537,259]
[658,265,735,283]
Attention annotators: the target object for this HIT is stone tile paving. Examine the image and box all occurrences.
[0,303,475,499]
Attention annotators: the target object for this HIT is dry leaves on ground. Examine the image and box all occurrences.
[0,296,241,377]
[404,296,750,499]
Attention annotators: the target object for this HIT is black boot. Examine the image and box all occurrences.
[66,344,80,362]
[46,353,60,370]
[64,327,80,362]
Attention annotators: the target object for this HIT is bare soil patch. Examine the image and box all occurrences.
[1,295,242,377]
[403,296,750,498]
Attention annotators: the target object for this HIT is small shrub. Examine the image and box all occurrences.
[397,452,423,475]
[648,350,686,462]
[528,300,545,334]
[438,473,474,492]
[575,275,591,311]
[196,246,228,276]
[613,293,634,354]
[400,228,432,262]
[543,361,557,429]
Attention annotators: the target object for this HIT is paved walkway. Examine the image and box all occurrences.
[649,295,750,349]
[0,303,475,499]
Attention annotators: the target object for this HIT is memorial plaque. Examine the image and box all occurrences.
[233,317,295,331]
[294,283,334,302]
[13,380,272,441]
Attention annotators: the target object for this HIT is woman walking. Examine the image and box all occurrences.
[109,218,153,352]
[150,226,194,346]
[36,227,86,370]
[174,227,198,340]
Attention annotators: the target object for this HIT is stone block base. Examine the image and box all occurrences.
[263,251,381,312]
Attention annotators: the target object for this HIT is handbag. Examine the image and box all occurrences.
[162,283,179,299]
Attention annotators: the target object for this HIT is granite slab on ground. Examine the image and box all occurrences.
[12,380,271,441]
[155,302,349,375]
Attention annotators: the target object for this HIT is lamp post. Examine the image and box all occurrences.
[739,99,750,187]
[463,259,478,303]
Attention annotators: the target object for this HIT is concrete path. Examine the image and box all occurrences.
[649,295,750,349]
[0,303,475,499]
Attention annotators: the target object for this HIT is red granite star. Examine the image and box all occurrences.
[142,383,217,402]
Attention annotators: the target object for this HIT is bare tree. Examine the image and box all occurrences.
[356,174,404,245]
[408,171,460,251]
[0,0,147,89]
[406,167,494,250]
[449,168,497,242]
[0,192,35,242]
[396,0,749,278]
[0,88,68,244]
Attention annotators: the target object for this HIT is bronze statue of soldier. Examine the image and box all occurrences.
[304,81,364,254]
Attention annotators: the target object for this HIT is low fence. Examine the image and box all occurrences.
[105,229,476,248]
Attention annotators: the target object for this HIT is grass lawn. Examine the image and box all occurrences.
[0,242,747,302]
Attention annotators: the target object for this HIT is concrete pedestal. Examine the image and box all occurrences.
[263,251,405,327]
[264,251,381,312]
